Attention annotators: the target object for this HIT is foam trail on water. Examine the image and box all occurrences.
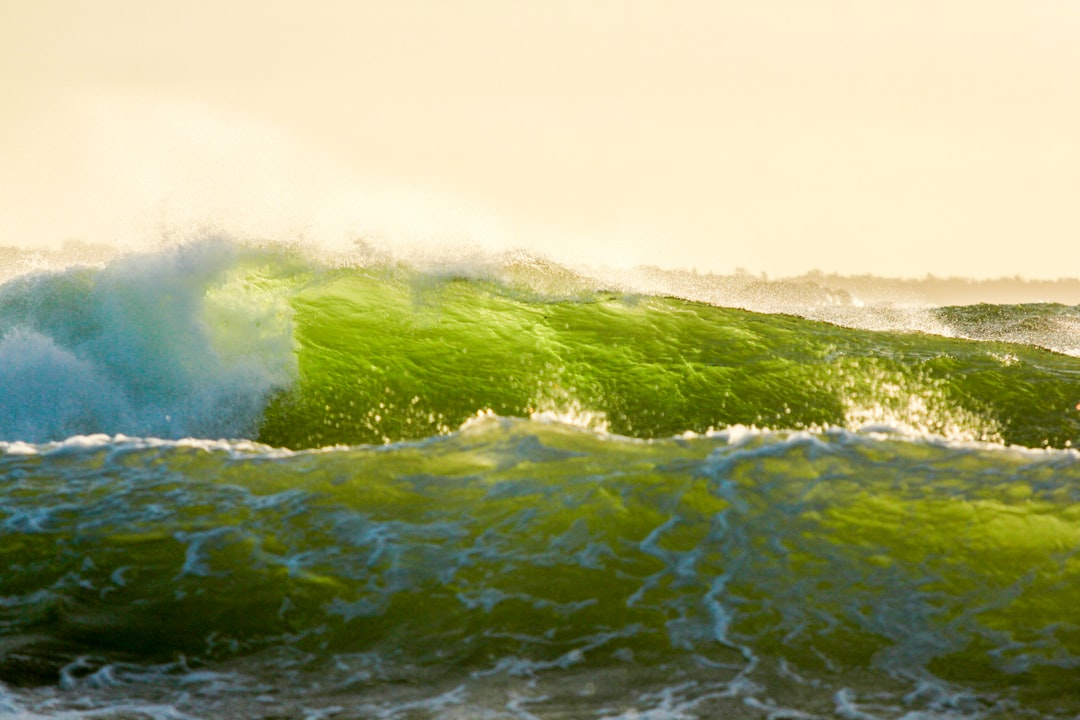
[0,240,298,442]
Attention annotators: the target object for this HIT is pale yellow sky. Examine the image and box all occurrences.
[2,0,1079,277]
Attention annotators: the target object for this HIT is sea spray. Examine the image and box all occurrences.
[0,240,300,442]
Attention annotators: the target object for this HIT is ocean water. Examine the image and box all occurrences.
[3,239,1080,719]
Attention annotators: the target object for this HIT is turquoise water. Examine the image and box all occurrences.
[3,240,1080,718]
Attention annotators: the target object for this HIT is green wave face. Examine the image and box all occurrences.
[257,265,1080,450]
[4,241,1080,450]
[3,424,1080,713]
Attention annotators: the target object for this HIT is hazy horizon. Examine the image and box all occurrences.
[3,1,1079,280]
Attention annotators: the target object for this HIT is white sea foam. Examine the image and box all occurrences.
[0,240,296,443]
